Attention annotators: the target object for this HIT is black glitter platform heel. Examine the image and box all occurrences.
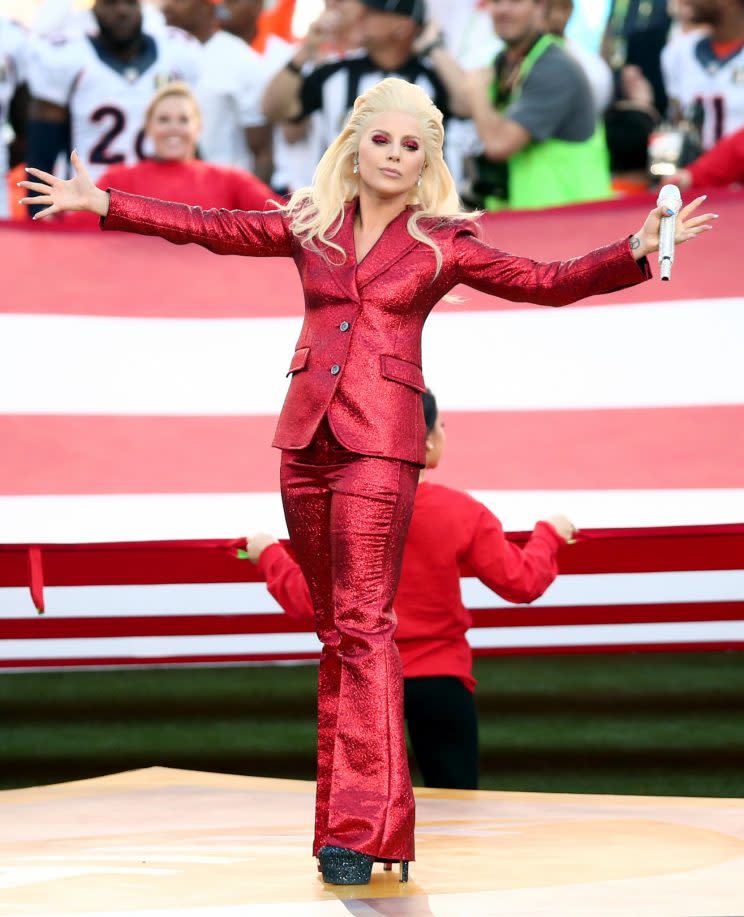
[377,858,409,882]
[318,845,374,885]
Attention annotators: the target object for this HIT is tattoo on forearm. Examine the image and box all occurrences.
[630,236,641,251]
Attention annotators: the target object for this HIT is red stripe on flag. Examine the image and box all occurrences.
[2,191,739,318]
[1,527,743,591]
[3,405,743,495]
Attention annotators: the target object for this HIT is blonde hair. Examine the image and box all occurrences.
[280,77,477,277]
[144,81,202,128]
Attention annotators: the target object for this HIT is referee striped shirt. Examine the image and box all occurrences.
[295,49,451,149]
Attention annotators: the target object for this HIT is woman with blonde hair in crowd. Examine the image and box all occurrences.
[95,82,274,211]
[20,76,715,885]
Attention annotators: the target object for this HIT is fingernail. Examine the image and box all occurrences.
[32,214,37,221]
[666,209,674,215]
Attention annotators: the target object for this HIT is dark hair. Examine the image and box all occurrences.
[422,388,438,433]
[604,106,656,172]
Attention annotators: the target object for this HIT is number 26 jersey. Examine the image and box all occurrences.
[29,28,201,182]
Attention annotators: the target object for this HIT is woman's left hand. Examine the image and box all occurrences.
[630,194,717,261]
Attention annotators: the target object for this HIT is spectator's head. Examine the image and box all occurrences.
[359,0,424,59]
[488,0,546,47]
[543,0,573,36]
[93,0,143,48]
[422,388,445,469]
[162,0,217,36]
[221,0,263,41]
[604,105,655,176]
[144,82,202,162]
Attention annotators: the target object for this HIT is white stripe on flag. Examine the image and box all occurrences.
[1,298,742,414]
[2,620,744,662]
[1,570,743,618]
[0,489,740,543]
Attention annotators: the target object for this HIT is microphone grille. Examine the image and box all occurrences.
[657,183,682,208]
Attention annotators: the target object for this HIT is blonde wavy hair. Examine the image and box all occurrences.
[144,81,201,128]
[280,77,477,277]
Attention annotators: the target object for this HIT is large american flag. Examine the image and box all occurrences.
[1,192,742,669]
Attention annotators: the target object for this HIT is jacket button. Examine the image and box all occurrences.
[339,321,350,332]
[330,364,341,375]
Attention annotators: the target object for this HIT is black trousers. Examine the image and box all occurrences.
[403,676,479,790]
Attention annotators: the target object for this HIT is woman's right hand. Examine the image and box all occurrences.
[18,150,110,220]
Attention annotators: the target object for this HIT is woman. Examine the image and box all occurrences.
[19,77,715,885]
[96,82,274,212]
[246,388,576,791]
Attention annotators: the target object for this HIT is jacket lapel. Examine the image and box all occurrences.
[355,206,418,290]
[325,202,360,304]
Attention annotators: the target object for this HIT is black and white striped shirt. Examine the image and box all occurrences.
[295,50,451,151]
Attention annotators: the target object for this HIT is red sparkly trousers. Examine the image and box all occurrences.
[280,417,419,861]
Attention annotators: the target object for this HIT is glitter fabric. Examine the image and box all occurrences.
[281,417,419,860]
[100,190,653,864]
[318,845,375,885]
[102,192,652,467]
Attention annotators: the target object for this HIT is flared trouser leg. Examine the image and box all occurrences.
[280,421,419,861]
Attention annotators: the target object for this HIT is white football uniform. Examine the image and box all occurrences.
[28,27,201,181]
[662,31,744,150]
[0,17,28,218]
[195,29,268,171]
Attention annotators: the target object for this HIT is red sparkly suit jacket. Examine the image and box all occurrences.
[102,191,651,465]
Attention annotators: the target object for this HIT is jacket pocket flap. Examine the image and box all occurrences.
[286,347,310,376]
[380,354,426,392]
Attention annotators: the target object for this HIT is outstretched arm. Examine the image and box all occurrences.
[18,152,294,258]
[464,508,573,605]
[453,197,716,306]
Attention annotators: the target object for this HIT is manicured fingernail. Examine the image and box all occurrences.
[32,214,37,221]
[666,209,674,215]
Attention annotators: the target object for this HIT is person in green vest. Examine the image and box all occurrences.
[464,0,613,210]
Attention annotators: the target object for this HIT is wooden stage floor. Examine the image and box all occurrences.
[2,767,744,916]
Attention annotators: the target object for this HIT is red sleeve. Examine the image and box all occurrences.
[687,127,744,187]
[101,189,294,257]
[462,503,562,604]
[231,170,276,212]
[452,225,651,306]
[256,543,315,623]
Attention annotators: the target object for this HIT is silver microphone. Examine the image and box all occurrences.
[657,184,682,281]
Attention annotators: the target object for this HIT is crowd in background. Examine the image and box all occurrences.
[2,0,744,220]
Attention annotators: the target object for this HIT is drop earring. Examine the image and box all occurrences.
[353,157,359,174]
